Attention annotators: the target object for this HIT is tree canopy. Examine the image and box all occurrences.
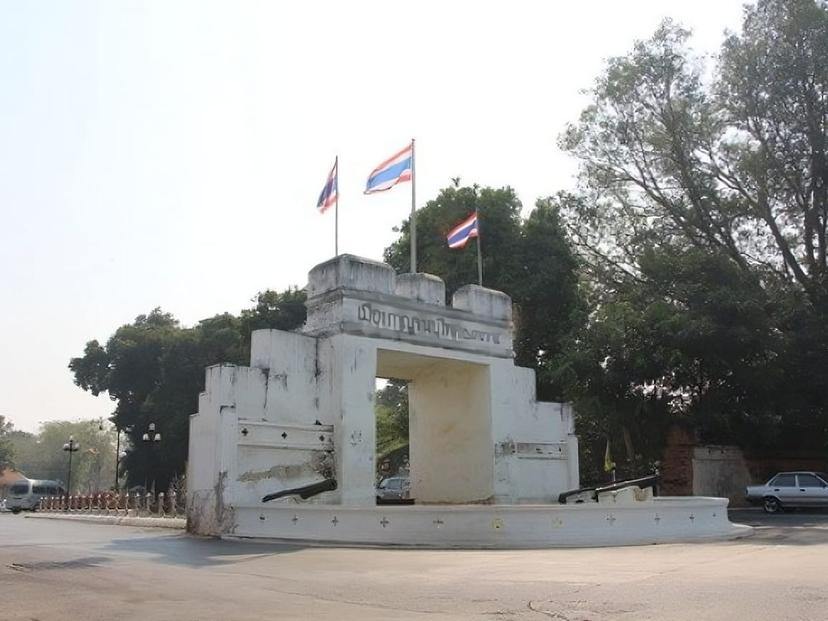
[374,184,586,468]
[384,184,584,400]
[375,380,410,465]
[6,419,116,492]
[68,289,307,489]
[557,0,828,475]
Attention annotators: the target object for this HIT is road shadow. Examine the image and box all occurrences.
[104,534,308,568]
[728,508,828,546]
[7,556,111,572]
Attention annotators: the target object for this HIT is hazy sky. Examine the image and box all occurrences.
[0,1,748,433]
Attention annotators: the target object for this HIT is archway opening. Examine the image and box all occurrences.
[376,349,493,504]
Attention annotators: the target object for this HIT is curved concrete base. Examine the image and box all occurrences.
[228,496,751,548]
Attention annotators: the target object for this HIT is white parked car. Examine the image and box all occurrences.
[745,471,828,513]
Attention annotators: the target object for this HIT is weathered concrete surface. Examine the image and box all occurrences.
[188,255,581,539]
[2,510,827,621]
[452,284,512,321]
[229,497,749,547]
[395,273,446,306]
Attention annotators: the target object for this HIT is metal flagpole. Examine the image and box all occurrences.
[475,208,483,286]
[410,138,417,273]
[334,155,339,257]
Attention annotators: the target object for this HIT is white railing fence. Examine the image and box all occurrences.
[39,490,184,518]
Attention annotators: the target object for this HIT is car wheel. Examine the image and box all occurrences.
[11,508,21,515]
[763,496,782,514]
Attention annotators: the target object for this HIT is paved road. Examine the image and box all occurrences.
[1,509,827,621]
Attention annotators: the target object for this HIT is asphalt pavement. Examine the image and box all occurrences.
[1,509,827,620]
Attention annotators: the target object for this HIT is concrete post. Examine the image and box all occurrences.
[566,434,580,490]
[328,336,378,506]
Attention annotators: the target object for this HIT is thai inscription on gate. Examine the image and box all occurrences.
[357,302,502,345]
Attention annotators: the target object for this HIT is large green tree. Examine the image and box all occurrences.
[374,184,585,476]
[384,184,584,400]
[7,419,116,493]
[558,0,828,474]
[69,289,307,490]
[375,380,410,473]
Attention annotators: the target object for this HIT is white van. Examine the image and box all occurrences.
[7,479,65,513]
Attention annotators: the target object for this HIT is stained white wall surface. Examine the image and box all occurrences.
[188,255,578,532]
[692,446,753,505]
[387,352,494,504]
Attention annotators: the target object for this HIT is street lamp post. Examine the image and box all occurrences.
[113,424,133,492]
[62,436,80,504]
[114,426,121,492]
[142,423,161,494]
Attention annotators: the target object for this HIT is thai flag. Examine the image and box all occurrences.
[316,158,337,213]
[447,212,479,249]
[364,143,413,194]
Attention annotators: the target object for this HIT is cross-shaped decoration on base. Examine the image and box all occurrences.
[331,516,339,526]
[291,515,299,524]
[654,514,661,524]
[688,514,695,522]
[241,428,248,437]
[433,518,444,527]
[380,517,390,528]
[606,514,616,525]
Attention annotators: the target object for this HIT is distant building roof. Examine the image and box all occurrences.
[0,468,27,486]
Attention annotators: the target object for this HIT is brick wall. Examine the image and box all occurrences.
[661,425,828,501]
[660,426,695,495]
[744,455,828,484]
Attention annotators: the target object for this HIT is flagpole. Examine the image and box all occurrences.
[334,155,339,257]
[475,208,483,286]
[410,138,417,273]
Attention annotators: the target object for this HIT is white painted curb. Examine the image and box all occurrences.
[25,513,185,530]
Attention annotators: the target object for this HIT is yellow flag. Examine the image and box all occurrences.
[603,438,616,473]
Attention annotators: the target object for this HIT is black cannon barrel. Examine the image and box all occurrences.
[262,478,337,503]
[558,473,659,504]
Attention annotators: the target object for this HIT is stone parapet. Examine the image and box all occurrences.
[307,255,395,300]
[303,256,514,357]
[452,285,512,321]
[395,273,445,306]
